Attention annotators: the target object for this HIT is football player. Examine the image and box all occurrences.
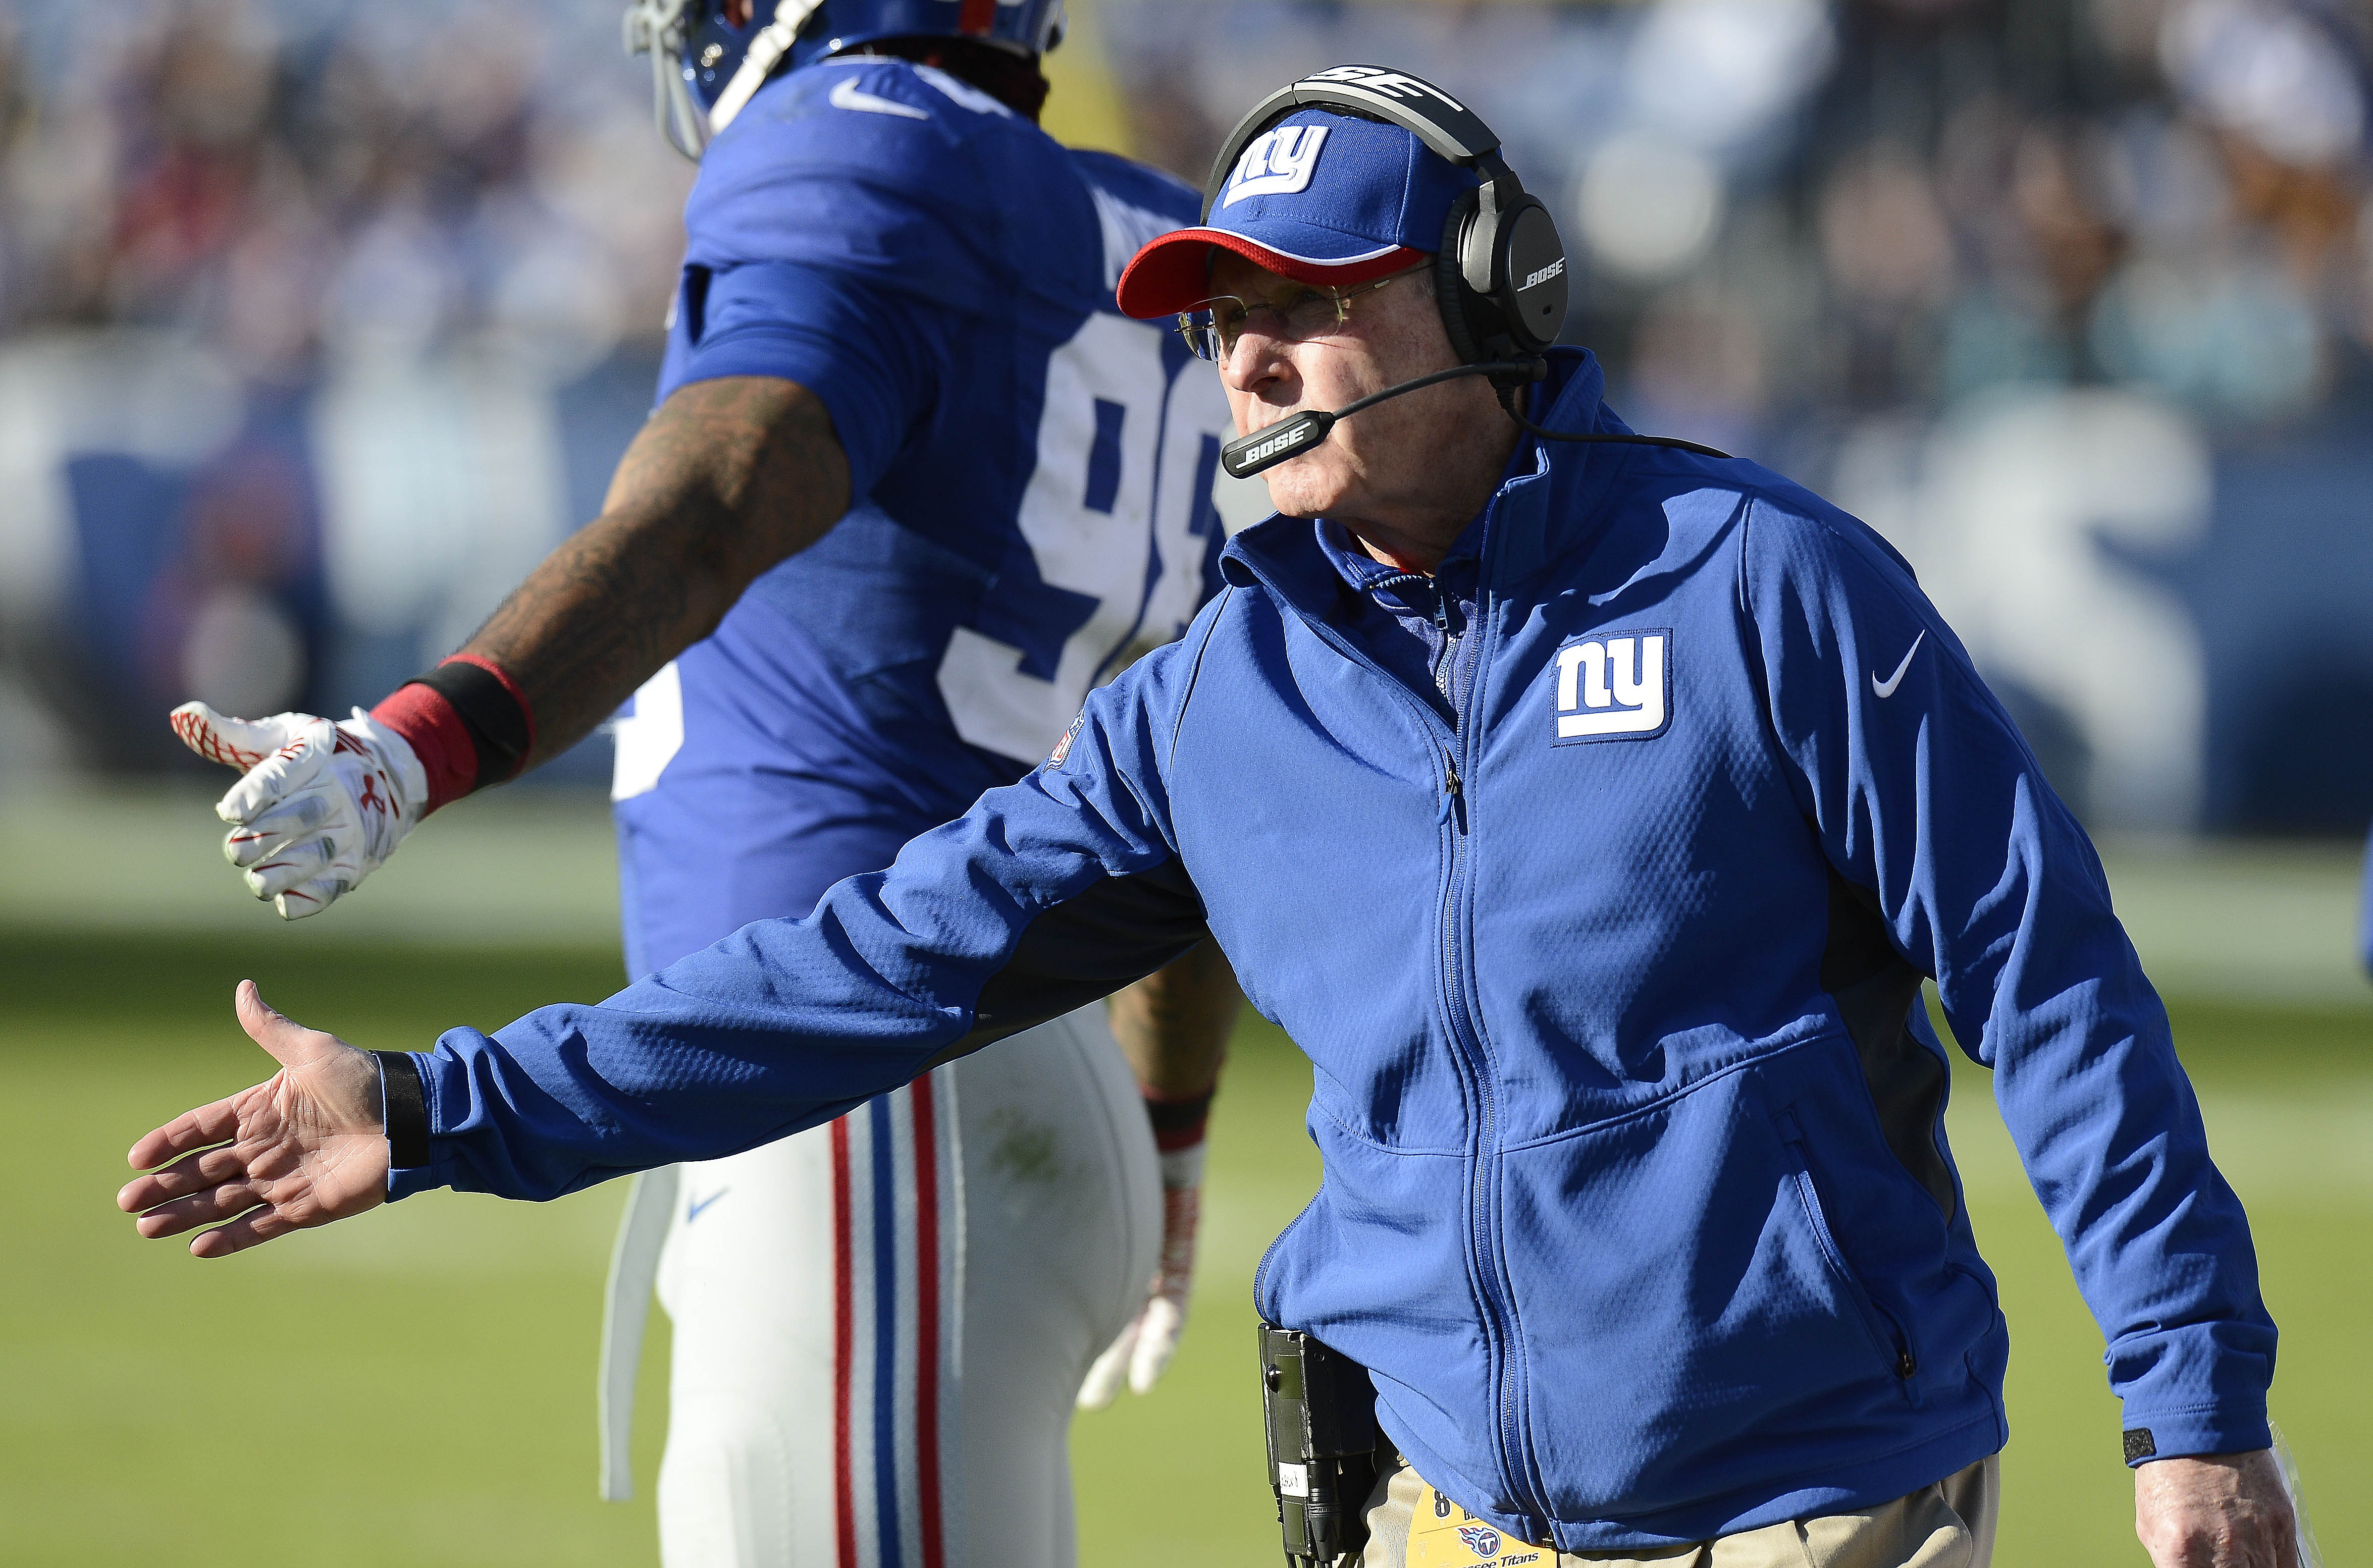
[166,3,1241,1563]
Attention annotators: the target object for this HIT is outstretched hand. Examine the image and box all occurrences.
[118,981,389,1257]
[2136,1450,2302,1567]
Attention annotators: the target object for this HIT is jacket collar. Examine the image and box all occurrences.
[1220,347,1635,613]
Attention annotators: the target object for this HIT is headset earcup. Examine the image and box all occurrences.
[1437,193,1499,367]
[1493,196,1569,354]
[1435,196,1483,365]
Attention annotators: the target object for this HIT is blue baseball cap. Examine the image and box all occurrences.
[1115,109,1480,318]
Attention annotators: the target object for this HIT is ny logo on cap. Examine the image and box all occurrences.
[1223,125,1331,207]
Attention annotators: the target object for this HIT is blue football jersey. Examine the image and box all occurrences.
[612,57,1234,975]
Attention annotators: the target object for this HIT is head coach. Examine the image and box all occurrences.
[124,66,2298,1568]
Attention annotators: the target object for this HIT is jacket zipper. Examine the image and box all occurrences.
[1434,591,1460,704]
[1435,584,1555,1536]
[1231,544,1554,1534]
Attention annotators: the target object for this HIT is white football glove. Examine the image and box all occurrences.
[1079,1141,1204,1409]
[169,701,428,920]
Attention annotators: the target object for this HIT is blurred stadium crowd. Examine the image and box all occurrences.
[0,0,2368,834]
[0,0,687,779]
[1112,0,2370,438]
[1102,0,2373,837]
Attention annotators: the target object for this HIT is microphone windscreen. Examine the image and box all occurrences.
[1222,411,1336,479]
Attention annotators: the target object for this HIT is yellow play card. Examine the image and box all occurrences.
[1405,1479,1549,1567]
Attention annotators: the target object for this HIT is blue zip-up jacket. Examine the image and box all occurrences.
[394,350,2273,1549]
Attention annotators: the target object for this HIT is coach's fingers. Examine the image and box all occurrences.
[118,1160,242,1219]
[124,1095,244,1177]
[188,1203,304,1259]
[121,1143,252,1206]
[133,1180,272,1239]
[235,982,349,1075]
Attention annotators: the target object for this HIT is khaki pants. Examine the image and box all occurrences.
[1361,1456,1998,1568]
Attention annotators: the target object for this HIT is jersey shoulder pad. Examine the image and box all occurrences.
[685,58,1090,304]
[1067,149,1204,228]
[1066,150,1207,310]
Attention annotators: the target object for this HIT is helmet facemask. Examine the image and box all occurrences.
[622,0,713,161]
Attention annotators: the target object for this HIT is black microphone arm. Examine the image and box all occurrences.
[1220,362,1533,478]
[1219,358,1728,480]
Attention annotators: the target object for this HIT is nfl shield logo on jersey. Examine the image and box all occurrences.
[1457,1523,1503,1557]
[1047,709,1086,769]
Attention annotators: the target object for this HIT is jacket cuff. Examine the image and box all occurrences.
[2119,1405,2273,1467]
[2107,1317,2277,1468]
[375,1049,440,1201]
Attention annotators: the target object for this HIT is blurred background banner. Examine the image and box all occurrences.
[1,5,2367,1567]
[2,0,2370,835]
[0,0,689,784]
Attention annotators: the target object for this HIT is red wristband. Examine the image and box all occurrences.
[369,682,477,814]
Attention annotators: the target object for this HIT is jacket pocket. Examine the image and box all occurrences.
[1775,1104,1918,1400]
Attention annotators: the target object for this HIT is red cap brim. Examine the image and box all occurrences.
[1114,229,1428,319]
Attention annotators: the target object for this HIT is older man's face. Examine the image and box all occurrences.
[1208,250,1514,536]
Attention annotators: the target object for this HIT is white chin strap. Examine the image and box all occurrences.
[709,0,827,138]
[624,0,827,164]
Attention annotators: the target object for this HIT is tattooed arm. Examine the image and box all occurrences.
[470,374,852,768]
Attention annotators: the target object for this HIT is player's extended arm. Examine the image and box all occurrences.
[465,374,850,766]
[168,376,849,917]
[1108,940,1239,1105]
[1080,940,1241,1408]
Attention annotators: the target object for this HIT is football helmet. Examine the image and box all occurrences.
[624,0,1068,160]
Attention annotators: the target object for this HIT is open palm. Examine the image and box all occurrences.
[119,981,389,1257]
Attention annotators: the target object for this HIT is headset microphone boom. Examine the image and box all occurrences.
[1219,360,1728,479]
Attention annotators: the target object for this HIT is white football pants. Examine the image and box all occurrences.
[646,1005,1160,1568]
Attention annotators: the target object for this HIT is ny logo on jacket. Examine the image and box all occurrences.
[1553,631,1670,741]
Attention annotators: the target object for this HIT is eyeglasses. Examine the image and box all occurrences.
[1172,269,1419,362]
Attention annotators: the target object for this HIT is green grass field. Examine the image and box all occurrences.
[4,919,2366,1565]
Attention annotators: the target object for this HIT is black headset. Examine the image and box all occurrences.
[1204,66,1726,478]
[1205,66,1570,382]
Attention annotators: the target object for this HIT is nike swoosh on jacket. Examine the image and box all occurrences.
[1870,630,1925,697]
